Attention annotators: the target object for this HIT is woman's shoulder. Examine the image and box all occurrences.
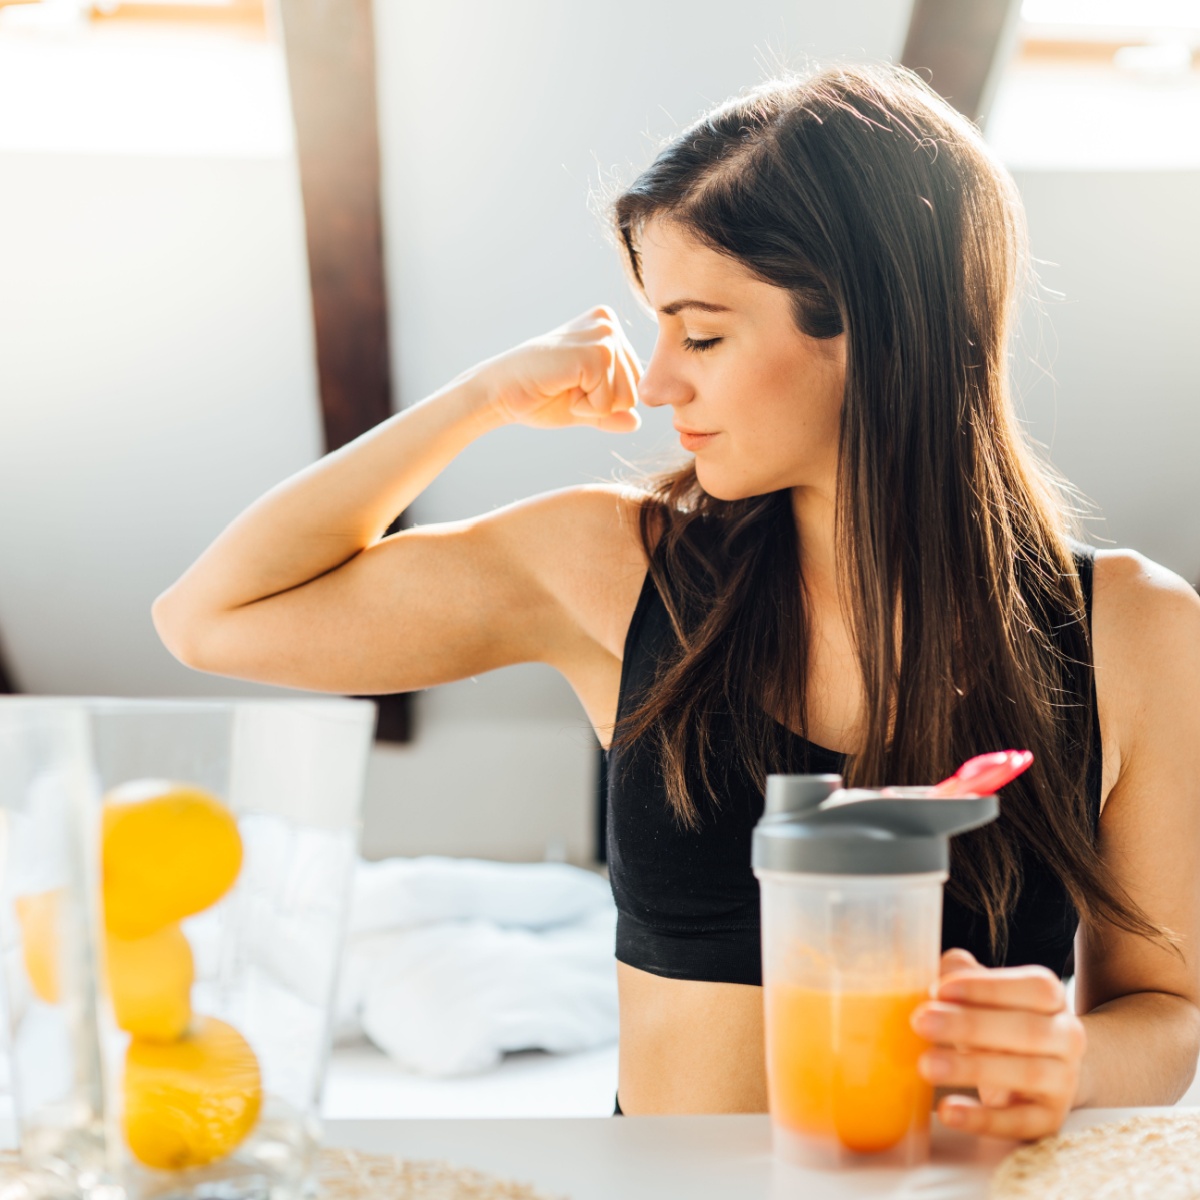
[478,482,654,662]
[479,481,649,559]
[1090,548,1200,770]
[1092,548,1200,632]
[515,481,696,564]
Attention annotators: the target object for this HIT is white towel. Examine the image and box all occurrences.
[335,857,619,1075]
[357,908,618,1076]
[348,856,613,934]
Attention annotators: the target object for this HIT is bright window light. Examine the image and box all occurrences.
[1022,0,1200,36]
[990,0,1200,168]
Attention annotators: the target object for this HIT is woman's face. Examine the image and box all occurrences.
[635,217,846,502]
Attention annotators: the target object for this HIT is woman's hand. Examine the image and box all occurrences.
[910,948,1087,1140]
[473,305,642,433]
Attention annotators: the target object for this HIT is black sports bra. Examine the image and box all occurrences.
[604,536,1102,987]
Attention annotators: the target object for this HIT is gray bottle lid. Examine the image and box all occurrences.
[752,774,1000,876]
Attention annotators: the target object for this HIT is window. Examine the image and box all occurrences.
[0,0,266,31]
[93,0,266,31]
[0,0,286,156]
[1019,0,1200,73]
[985,0,1200,167]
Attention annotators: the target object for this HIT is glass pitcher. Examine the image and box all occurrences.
[0,697,375,1200]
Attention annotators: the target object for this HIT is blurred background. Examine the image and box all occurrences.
[1,0,1198,871]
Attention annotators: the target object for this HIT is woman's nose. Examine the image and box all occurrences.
[636,345,691,410]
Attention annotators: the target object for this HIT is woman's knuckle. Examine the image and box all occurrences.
[1062,1015,1086,1058]
[1027,1012,1056,1051]
[951,1009,977,1041]
[1020,1011,1050,1051]
[950,1103,981,1131]
[956,1051,981,1083]
[1041,974,1065,1007]
[1015,1107,1051,1141]
[1026,1057,1059,1092]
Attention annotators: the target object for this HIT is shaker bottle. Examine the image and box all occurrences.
[753,774,999,1169]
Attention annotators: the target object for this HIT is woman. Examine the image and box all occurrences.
[153,64,1200,1139]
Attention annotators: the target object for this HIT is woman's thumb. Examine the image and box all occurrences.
[940,947,980,974]
[598,409,641,434]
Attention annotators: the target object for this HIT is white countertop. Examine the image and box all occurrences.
[323,1106,1181,1200]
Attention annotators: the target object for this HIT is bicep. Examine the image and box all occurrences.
[173,487,635,695]
[1076,555,1200,1013]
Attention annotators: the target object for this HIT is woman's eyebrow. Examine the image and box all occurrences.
[657,299,733,317]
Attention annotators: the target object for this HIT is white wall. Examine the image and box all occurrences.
[3,6,1196,867]
[373,0,914,522]
[1010,168,1200,581]
[363,0,913,861]
[0,150,322,698]
[989,62,1200,578]
[0,2,910,863]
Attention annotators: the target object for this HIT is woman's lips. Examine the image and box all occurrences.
[677,430,718,451]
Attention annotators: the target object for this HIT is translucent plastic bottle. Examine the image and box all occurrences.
[753,775,998,1170]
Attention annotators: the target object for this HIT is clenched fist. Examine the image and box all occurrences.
[473,306,643,433]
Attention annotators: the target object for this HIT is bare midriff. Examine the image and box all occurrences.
[615,962,769,1113]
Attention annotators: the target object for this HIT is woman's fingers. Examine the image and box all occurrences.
[940,947,980,973]
[978,1084,1015,1108]
[566,370,641,433]
[937,1094,1061,1141]
[614,320,644,386]
[610,339,640,414]
[920,1046,1077,1097]
[597,408,642,433]
[934,949,981,992]
[480,303,643,432]
[936,964,1067,1015]
[918,954,1084,1140]
[561,303,619,337]
[597,316,642,418]
[912,1001,1083,1058]
[572,326,641,431]
[602,340,636,416]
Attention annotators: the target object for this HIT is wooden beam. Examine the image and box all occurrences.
[901,0,1022,124]
[279,0,411,742]
[278,0,393,455]
[0,635,17,695]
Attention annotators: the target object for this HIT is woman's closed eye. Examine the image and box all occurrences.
[682,336,722,353]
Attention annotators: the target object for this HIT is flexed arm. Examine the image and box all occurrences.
[152,307,643,694]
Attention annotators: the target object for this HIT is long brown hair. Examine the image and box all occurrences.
[609,64,1168,959]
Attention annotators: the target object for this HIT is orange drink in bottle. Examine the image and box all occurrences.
[765,983,931,1155]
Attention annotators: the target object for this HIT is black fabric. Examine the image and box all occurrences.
[605,536,1102,987]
